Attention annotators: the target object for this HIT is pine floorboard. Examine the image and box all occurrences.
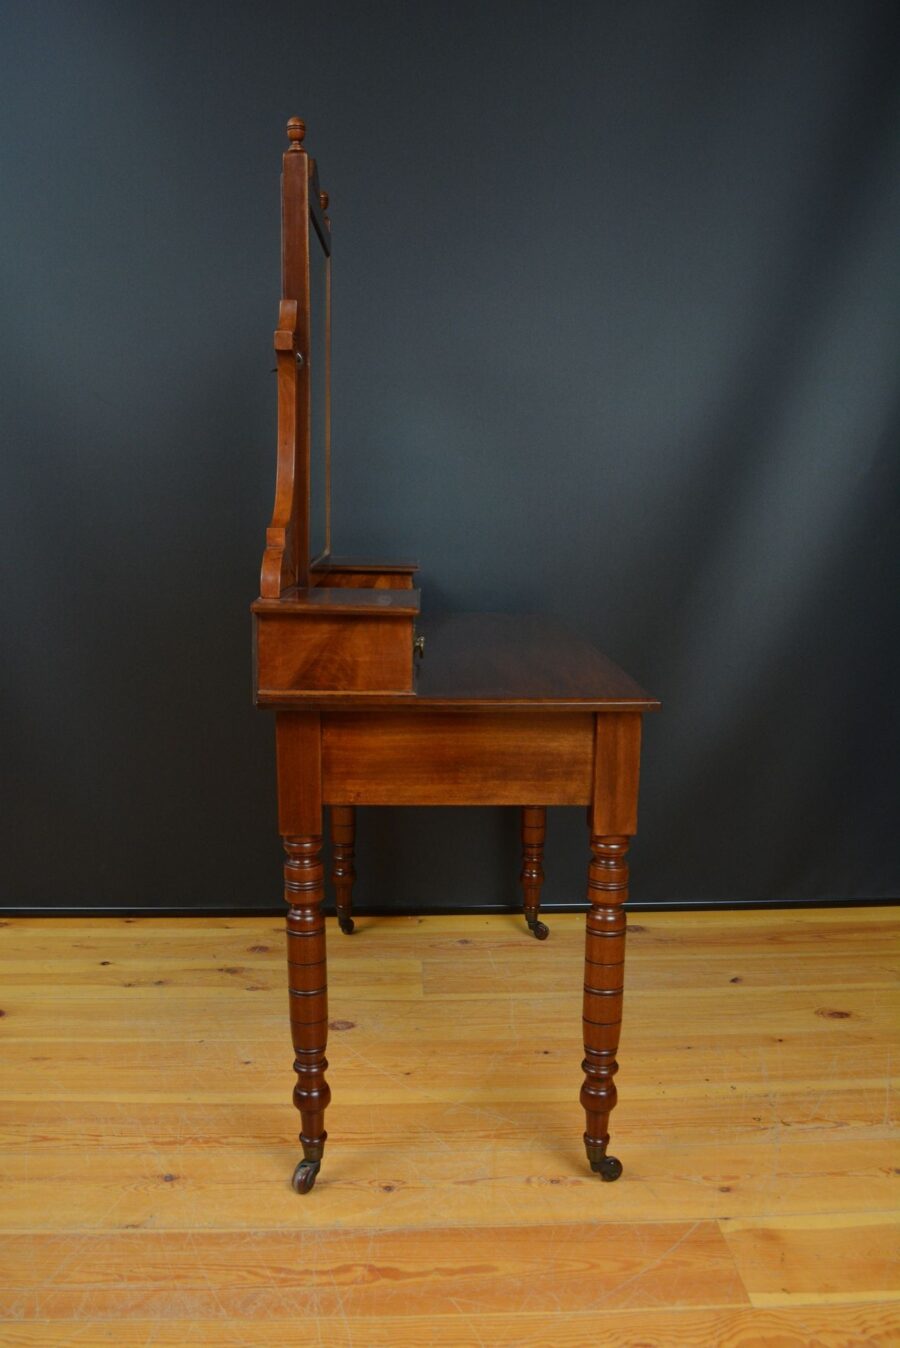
[0,906,897,1345]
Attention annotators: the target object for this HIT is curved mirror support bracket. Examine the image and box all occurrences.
[260,118,332,598]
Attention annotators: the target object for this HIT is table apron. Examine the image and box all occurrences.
[321,710,594,805]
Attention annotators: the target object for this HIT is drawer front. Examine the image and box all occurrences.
[255,613,414,696]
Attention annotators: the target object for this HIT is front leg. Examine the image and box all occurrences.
[277,711,330,1194]
[284,834,331,1193]
[580,834,628,1180]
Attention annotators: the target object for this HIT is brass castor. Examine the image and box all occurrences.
[338,916,355,935]
[590,1154,623,1182]
[527,918,549,941]
[291,1159,321,1194]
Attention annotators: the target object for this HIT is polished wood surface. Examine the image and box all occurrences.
[321,710,595,804]
[1,908,897,1344]
[260,120,311,597]
[255,585,421,614]
[579,716,643,1176]
[256,611,660,711]
[312,557,419,590]
[276,711,330,1193]
[253,119,659,1190]
[256,603,417,697]
[413,613,658,709]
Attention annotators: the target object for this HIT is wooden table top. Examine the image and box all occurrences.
[257,610,659,712]
[413,613,659,712]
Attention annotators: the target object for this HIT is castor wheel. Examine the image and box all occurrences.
[338,916,355,935]
[291,1159,321,1194]
[527,918,549,941]
[590,1154,623,1182]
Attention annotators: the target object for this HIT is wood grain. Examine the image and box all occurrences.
[0,1221,746,1317]
[256,608,415,696]
[257,613,661,711]
[412,613,659,709]
[0,908,896,1345]
[721,1212,900,1305]
[312,557,419,590]
[0,1305,898,1346]
[322,710,594,803]
[259,121,312,597]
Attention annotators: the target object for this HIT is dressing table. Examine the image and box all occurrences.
[252,119,659,1194]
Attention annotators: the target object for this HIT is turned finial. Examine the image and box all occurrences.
[286,117,306,151]
[319,190,329,210]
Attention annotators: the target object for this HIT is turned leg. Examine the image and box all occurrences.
[331,805,356,935]
[520,805,548,940]
[284,834,331,1193]
[580,834,629,1180]
[580,712,641,1181]
[277,711,330,1194]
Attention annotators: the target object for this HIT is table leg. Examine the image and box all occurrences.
[580,711,641,1181]
[277,712,331,1194]
[284,836,330,1192]
[520,805,548,939]
[331,805,356,934]
[580,834,628,1180]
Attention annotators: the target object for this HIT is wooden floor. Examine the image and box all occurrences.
[0,906,897,1346]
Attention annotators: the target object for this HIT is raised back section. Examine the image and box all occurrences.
[260,118,332,598]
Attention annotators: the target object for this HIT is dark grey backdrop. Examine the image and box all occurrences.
[2,0,898,913]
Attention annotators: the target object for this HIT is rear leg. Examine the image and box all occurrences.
[521,806,548,940]
[331,805,356,935]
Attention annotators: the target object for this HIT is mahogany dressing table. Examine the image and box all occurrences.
[252,119,659,1194]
